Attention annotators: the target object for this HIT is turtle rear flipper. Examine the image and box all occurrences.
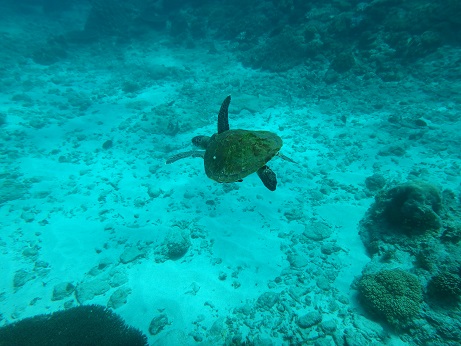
[217,95,231,134]
[257,165,277,191]
[166,150,205,164]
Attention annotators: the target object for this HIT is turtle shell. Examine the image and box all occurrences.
[204,129,282,183]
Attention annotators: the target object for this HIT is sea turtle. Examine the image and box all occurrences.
[166,95,295,191]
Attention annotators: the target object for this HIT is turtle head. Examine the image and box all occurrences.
[192,135,210,149]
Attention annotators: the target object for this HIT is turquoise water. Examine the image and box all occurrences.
[0,1,460,345]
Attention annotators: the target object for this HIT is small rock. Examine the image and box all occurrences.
[256,292,279,310]
[107,287,131,309]
[149,313,169,335]
[52,282,75,301]
[316,276,331,291]
[304,222,333,241]
[287,253,309,268]
[298,311,322,328]
[102,140,113,150]
[284,209,304,222]
[21,211,35,222]
[13,269,35,292]
[22,247,39,258]
[164,230,191,260]
[109,270,128,287]
[75,279,111,303]
[321,319,337,333]
[365,174,386,192]
[321,243,341,255]
[120,247,145,264]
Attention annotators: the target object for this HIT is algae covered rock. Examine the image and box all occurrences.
[358,269,422,328]
[156,229,191,262]
[365,174,386,192]
[359,181,444,256]
[379,182,442,234]
[165,230,191,259]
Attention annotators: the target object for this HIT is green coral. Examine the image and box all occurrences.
[427,272,461,304]
[358,269,422,328]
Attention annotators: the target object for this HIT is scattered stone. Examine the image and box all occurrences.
[343,328,369,345]
[288,286,307,303]
[256,292,279,310]
[185,282,200,295]
[352,315,387,341]
[107,287,131,309]
[149,313,169,335]
[22,247,39,258]
[51,282,75,301]
[337,294,350,305]
[0,112,6,125]
[297,311,322,328]
[13,269,35,292]
[75,279,111,303]
[316,276,331,291]
[163,230,191,260]
[378,145,406,157]
[102,140,113,150]
[88,257,113,276]
[120,247,146,264]
[365,174,386,192]
[287,252,309,268]
[321,319,337,333]
[284,209,304,222]
[304,221,333,241]
[232,281,241,289]
[321,243,341,255]
[109,270,128,287]
[0,179,28,205]
[209,317,226,338]
[21,211,35,223]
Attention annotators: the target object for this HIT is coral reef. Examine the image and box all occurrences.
[0,305,147,346]
[358,269,422,328]
[427,272,461,305]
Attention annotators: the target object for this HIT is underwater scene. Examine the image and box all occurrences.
[0,0,460,345]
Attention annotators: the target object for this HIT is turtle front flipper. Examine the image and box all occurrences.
[257,165,277,191]
[166,150,205,164]
[217,95,231,134]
